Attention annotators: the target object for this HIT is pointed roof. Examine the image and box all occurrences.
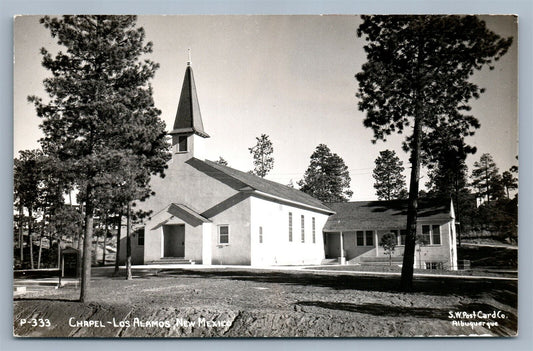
[170,64,209,138]
[185,158,334,214]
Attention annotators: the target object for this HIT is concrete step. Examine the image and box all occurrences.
[360,256,403,263]
[321,258,339,265]
[145,258,196,265]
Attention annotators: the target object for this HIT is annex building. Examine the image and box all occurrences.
[119,62,458,270]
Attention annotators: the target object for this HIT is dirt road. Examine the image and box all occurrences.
[13,267,518,337]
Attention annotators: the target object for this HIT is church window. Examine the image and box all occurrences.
[218,225,229,245]
[178,135,188,152]
[301,215,305,243]
[288,212,293,242]
[312,217,316,243]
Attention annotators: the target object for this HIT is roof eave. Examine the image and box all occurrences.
[250,189,335,215]
[169,128,210,138]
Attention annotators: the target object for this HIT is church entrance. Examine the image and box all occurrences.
[163,224,185,257]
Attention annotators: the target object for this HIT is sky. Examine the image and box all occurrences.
[13,15,518,200]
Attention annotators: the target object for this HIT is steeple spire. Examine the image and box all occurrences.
[170,60,209,138]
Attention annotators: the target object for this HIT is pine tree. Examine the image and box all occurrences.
[356,15,512,290]
[249,134,274,178]
[29,16,170,301]
[471,153,503,203]
[372,150,407,200]
[298,144,353,202]
[14,149,45,269]
[501,170,518,198]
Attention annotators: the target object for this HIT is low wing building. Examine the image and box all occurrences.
[324,200,458,270]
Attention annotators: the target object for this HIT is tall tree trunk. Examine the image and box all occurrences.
[126,203,132,280]
[400,32,424,292]
[28,207,34,269]
[454,179,461,247]
[18,204,24,266]
[93,232,99,266]
[114,211,123,276]
[37,235,43,269]
[102,213,108,266]
[57,237,61,269]
[80,190,94,303]
[77,203,84,250]
[400,101,422,292]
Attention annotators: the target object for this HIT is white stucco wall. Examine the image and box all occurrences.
[249,196,328,266]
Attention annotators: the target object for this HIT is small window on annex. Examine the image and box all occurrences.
[432,225,441,245]
[421,225,431,245]
[356,231,364,246]
[425,262,444,270]
[136,228,145,246]
[218,225,229,245]
[365,231,374,246]
[178,135,188,152]
[259,226,263,244]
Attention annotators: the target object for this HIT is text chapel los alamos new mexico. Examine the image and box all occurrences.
[118,61,458,270]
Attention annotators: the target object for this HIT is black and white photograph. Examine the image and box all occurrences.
[12,14,518,338]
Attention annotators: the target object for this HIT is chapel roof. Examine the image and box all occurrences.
[323,199,453,232]
[190,158,334,214]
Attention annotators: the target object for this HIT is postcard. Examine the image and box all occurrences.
[13,15,518,337]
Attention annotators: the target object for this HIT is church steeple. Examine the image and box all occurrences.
[170,61,209,159]
[170,63,209,138]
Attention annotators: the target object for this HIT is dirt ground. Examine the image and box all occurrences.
[13,267,518,338]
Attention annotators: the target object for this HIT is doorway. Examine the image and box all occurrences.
[163,224,185,257]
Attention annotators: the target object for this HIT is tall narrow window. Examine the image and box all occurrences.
[259,226,263,244]
[365,230,374,246]
[432,225,441,245]
[356,231,364,246]
[178,135,188,152]
[421,225,431,245]
[312,217,316,244]
[218,225,229,245]
[288,212,293,242]
[301,215,305,243]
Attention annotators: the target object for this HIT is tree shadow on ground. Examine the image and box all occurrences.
[151,268,516,306]
[296,300,451,320]
[295,300,517,336]
[14,297,79,303]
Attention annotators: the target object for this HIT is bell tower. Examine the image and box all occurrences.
[169,58,209,161]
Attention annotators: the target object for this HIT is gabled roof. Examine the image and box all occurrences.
[324,199,453,232]
[190,158,333,213]
[170,65,209,138]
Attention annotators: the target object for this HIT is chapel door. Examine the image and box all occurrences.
[163,224,185,257]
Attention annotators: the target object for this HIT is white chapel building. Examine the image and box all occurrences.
[119,62,458,270]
